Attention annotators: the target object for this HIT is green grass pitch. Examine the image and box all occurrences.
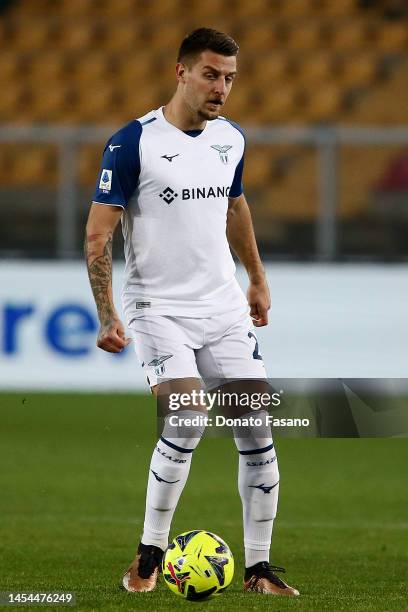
[0,393,407,611]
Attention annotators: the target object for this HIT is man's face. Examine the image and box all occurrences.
[177,50,237,121]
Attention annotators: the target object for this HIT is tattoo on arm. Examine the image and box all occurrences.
[84,232,116,325]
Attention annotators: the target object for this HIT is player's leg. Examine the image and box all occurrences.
[196,308,299,596]
[141,378,206,554]
[123,316,206,592]
[232,410,297,595]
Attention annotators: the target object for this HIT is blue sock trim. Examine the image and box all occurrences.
[160,436,194,454]
[238,442,274,455]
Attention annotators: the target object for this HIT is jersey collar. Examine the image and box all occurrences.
[157,106,210,139]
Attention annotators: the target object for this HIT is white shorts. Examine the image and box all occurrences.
[129,306,267,388]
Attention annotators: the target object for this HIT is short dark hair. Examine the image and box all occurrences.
[177,28,239,64]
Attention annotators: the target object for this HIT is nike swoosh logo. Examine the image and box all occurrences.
[109,145,121,152]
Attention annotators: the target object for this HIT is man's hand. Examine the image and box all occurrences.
[226,194,270,326]
[247,278,271,327]
[97,317,132,353]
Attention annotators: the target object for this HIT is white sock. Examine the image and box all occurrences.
[141,410,204,551]
[233,411,279,568]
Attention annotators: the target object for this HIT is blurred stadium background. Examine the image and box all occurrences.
[0,0,408,260]
[0,0,407,389]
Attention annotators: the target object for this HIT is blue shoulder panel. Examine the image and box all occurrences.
[230,153,244,198]
[92,120,142,208]
[220,116,246,142]
[220,117,246,198]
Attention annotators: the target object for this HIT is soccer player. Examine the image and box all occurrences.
[85,28,299,597]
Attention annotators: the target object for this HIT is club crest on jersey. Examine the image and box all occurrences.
[148,354,173,375]
[99,169,112,193]
[211,144,232,164]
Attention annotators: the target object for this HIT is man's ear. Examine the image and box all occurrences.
[176,62,187,83]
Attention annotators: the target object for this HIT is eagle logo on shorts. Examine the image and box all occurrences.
[148,354,173,376]
[211,144,232,164]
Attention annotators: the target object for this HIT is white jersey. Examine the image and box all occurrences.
[93,106,248,324]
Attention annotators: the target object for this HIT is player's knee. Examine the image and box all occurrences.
[232,409,273,453]
[162,409,206,451]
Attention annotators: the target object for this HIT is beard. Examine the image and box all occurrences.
[197,106,221,121]
[198,110,217,121]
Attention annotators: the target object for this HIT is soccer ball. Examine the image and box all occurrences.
[162,530,234,600]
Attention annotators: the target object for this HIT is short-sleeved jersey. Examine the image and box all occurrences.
[93,106,248,324]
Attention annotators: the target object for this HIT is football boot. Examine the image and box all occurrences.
[122,542,164,592]
[244,562,299,596]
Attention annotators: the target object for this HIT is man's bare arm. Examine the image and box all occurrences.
[84,203,131,352]
[227,193,270,327]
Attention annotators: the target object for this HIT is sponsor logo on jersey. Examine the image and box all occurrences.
[108,144,121,152]
[99,169,112,193]
[136,301,151,309]
[161,153,180,162]
[159,185,231,204]
[159,186,178,204]
[181,186,230,200]
[148,354,173,375]
[211,144,232,164]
